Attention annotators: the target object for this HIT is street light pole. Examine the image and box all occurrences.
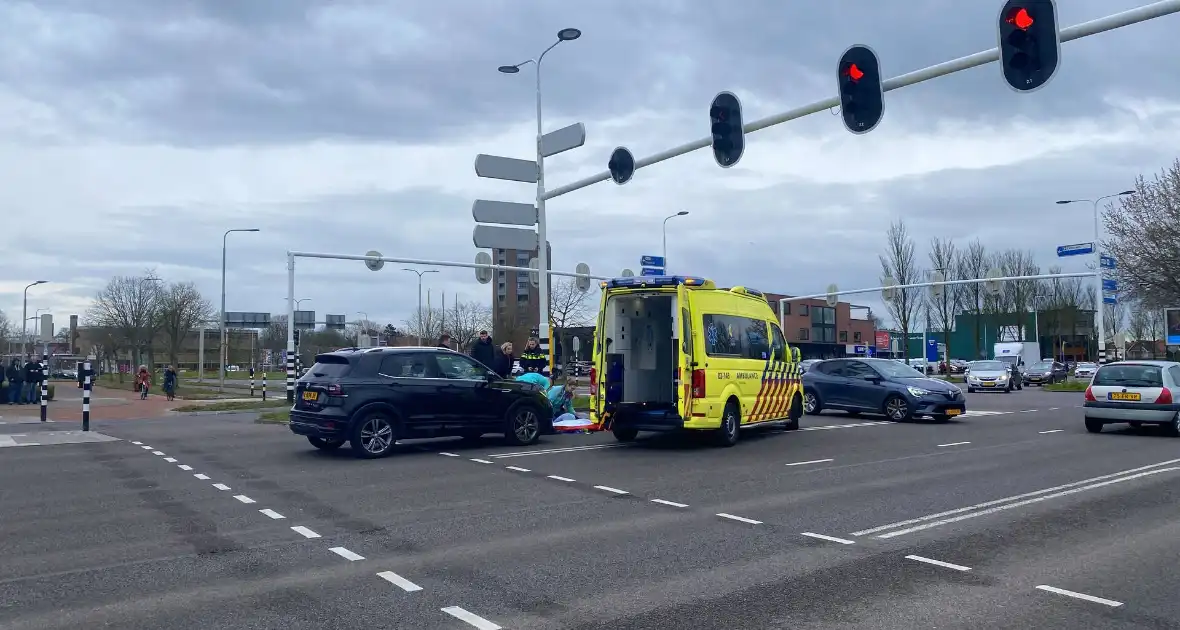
[220,228,260,391]
[21,280,48,359]
[402,269,438,345]
[1055,190,1134,364]
[499,27,581,374]
[662,211,689,274]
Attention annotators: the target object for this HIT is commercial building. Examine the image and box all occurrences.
[763,293,877,360]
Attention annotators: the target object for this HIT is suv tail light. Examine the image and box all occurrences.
[1157,387,1172,404]
[588,367,598,396]
[691,369,706,398]
[1084,385,1096,402]
[327,383,344,396]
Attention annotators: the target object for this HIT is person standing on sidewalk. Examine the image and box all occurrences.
[6,359,24,405]
[23,357,40,404]
[162,365,178,401]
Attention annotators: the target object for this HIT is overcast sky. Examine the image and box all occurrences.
[2,0,1179,335]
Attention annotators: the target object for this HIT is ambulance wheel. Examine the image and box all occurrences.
[612,427,638,442]
[715,400,740,447]
[782,394,802,431]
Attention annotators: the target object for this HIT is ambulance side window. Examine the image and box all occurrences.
[681,308,693,358]
[770,324,786,362]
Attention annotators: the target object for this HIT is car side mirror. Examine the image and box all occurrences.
[861,373,879,381]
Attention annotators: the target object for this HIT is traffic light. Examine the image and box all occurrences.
[709,91,744,168]
[998,0,1060,92]
[608,146,634,185]
[837,45,884,135]
[293,329,300,347]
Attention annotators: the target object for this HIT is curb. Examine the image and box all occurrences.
[169,409,281,417]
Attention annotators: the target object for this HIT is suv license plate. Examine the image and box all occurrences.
[945,409,961,416]
[302,391,319,402]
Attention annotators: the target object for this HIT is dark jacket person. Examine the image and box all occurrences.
[469,330,496,368]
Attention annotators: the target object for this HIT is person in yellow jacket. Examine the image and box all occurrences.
[518,337,547,374]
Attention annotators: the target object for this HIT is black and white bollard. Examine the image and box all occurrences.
[262,372,268,401]
[82,361,92,432]
[250,374,255,397]
[286,351,295,403]
[39,354,48,422]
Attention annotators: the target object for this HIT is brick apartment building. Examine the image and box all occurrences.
[763,292,877,360]
[489,243,551,350]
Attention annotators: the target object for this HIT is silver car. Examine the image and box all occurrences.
[1073,362,1098,379]
[1083,361,1180,435]
[964,360,1015,393]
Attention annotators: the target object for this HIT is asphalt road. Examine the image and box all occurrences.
[3,388,1178,629]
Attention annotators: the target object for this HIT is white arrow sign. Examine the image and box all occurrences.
[474,154,538,183]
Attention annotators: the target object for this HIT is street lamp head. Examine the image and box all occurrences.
[497,65,520,74]
[244,228,261,232]
[676,211,689,216]
[34,280,48,285]
[1118,190,1135,196]
[557,28,582,41]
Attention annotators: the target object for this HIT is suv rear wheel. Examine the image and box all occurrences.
[505,404,542,446]
[351,411,397,458]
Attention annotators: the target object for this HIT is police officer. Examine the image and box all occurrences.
[519,337,547,374]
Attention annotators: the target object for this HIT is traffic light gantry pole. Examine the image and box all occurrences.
[546,0,1180,200]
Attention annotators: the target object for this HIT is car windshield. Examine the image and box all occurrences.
[1031,362,1053,370]
[1093,364,1164,387]
[872,361,924,379]
[1077,363,1097,369]
[971,361,1006,371]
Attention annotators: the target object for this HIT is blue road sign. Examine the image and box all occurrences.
[853,345,867,355]
[1104,296,1118,304]
[1100,255,1116,269]
[866,346,877,357]
[926,339,939,363]
[640,255,665,268]
[1056,242,1094,257]
[1102,279,1118,291]
[640,267,664,276]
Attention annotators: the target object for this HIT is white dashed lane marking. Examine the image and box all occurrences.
[785,458,834,466]
[193,474,210,480]
[594,485,629,495]
[717,513,762,525]
[291,526,321,539]
[504,466,531,472]
[377,570,423,592]
[470,459,493,464]
[163,457,177,463]
[905,555,971,571]
[259,509,285,520]
[937,441,971,447]
[801,532,856,545]
[140,445,153,450]
[178,464,193,471]
[233,495,256,504]
[1036,585,1123,607]
[1039,429,1064,434]
[212,483,231,491]
[487,444,627,458]
[441,606,502,629]
[547,475,575,482]
[650,499,689,508]
[329,547,365,561]
[131,441,143,445]
[151,451,165,456]
[438,452,460,457]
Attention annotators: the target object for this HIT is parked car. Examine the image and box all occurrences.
[1073,362,1098,379]
[1023,360,1069,386]
[802,358,966,422]
[288,347,554,458]
[1083,361,1180,435]
[964,360,1018,393]
[799,359,823,373]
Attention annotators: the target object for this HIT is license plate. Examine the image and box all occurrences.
[981,382,995,387]
[945,408,961,416]
[302,391,319,402]
[1109,392,1141,401]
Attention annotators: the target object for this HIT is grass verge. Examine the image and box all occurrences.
[258,409,291,424]
[174,400,291,413]
[1044,380,1089,392]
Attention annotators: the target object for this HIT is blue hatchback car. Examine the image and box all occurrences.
[802,358,967,422]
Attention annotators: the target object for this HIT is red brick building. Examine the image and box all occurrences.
[763,293,877,360]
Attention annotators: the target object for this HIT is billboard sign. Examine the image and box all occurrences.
[224,312,271,328]
[874,330,891,350]
[1167,308,1180,346]
[325,314,346,331]
[293,310,316,330]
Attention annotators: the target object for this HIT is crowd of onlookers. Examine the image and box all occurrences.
[458,330,548,378]
[1,357,47,404]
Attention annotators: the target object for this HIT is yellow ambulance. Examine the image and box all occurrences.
[588,275,803,447]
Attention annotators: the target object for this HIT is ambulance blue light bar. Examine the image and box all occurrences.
[605,275,707,289]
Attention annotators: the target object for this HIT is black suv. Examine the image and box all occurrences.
[288,347,554,458]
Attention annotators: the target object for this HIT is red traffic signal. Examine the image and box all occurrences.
[845,63,865,82]
[836,44,883,135]
[1006,7,1034,29]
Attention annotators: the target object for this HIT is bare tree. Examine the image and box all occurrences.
[86,272,164,368]
[0,309,10,349]
[954,240,989,359]
[1103,300,1127,347]
[1104,159,1180,307]
[402,307,444,344]
[548,278,594,365]
[155,281,214,367]
[1145,308,1165,357]
[1128,302,1150,343]
[997,248,1041,342]
[879,220,923,360]
[260,315,289,352]
[928,237,958,361]
[446,301,493,352]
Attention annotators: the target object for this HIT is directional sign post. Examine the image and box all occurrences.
[1104,296,1118,305]
[473,224,539,251]
[472,200,536,226]
[474,154,538,183]
[540,123,586,158]
[1056,242,1094,257]
[1102,279,1118,292]
[640,255,665,275]
[1100,255,1116,269]
[640,267,663,277]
